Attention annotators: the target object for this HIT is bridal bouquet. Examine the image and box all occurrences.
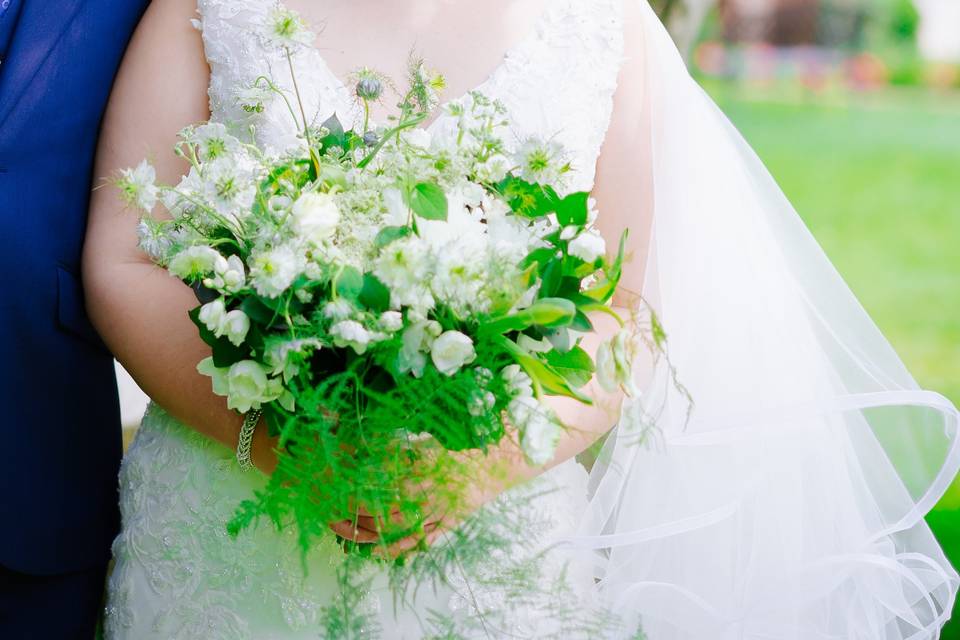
[120,60,634,559]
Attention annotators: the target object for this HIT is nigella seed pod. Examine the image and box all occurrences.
[356,76,383,101]
[363,131,379,147]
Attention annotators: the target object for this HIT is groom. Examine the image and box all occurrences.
[0,0,149,637]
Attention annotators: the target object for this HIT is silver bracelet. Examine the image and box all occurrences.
[236,409,262,472]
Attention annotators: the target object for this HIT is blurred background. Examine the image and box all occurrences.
[115,0,960,631]
[653,0,960,633]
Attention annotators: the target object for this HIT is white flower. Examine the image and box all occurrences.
[382,188,410,226]
[596,328,639,394]
[291,192,341,244]
[322,298,355,321]
[430,331,476,376]
[509,396,562,466]
[197,358,283,413]
[329,320,385,354]
[266,337,322,382]
[250,245,301,298]
[568,231,606,263]
[198,298,227,334]
[398,320,442,377]
[117,160,158,212]
[221,310,250,346]
[517,334,553,354]
[475,154,510,183]
[182,123,239,162]
[261,6,313,48]
[168,246,227,279]
[469,390,497,417]
[501,364,534,398]
[515,138,566,185]
[236,82,273,114]
[379,311,404,332]
[403,128,433,149]
[204,254,246,293]
[373,236,435,312]
[136,219,170,261]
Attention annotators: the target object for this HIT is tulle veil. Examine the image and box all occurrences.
[566,2,960,637]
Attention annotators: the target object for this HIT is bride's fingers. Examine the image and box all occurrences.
[328,520,381,543]
[373,520,447,559]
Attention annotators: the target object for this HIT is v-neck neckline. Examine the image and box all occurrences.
[277,0,559,130]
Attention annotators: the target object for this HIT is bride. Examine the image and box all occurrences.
[84,0,960,638]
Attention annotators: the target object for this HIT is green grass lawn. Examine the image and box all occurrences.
[707,82,960,634]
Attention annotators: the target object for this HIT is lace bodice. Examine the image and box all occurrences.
[197,0,624,193]
[106,2,625,638]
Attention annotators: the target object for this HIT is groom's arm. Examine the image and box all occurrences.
[83,0,276,471]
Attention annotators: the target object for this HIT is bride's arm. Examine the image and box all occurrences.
[83,0,276,470]
[544,0,652,464]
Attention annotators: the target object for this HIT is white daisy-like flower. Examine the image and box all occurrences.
[249,244,302,298]
[515,138,567,186]
[117,159,158,212]
[261,6,313,49]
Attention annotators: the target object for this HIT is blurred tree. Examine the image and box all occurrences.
[651,0,718,58]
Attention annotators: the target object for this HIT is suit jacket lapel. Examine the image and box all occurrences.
[0,0,86,129]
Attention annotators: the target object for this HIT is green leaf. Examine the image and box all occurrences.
[555,191,589,226]
[570,310,594,332]
[374,225,412,248]
[335,265,364,300]
[405,182,448,220]
[241,296,280,326]
[358,273,391,312]
[521,247,559,274]
[496,337,591,403]
[522,297,576,327]
[497,177,558,218]
[539,259,562,298]
[543,346,595,388]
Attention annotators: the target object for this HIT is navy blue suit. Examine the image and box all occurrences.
[0,0,148,635]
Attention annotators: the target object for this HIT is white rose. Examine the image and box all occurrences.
[508,396,562,466]
[291,192,341,243]
[329,320,385,354]
[220,310,250,346]
[168,246,227,279]
[430,331,476,376]
[197,358,281,413]
[379,311,404,332]
[568,231,606,263]
[198,298,227,334]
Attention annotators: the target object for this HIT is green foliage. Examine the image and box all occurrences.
[404,181,448,220]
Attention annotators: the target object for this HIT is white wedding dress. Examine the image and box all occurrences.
[106,1,960,638]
